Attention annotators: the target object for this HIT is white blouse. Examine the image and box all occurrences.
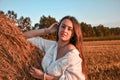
[28,37,85,80]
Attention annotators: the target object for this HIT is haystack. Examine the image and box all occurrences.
[0,13,43,80]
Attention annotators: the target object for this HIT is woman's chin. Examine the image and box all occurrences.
[60,38,68,42]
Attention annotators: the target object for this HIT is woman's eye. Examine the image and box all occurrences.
[68,28,73,31]
[62,25,65,28]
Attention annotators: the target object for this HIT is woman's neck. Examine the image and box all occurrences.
[57,40,69,48]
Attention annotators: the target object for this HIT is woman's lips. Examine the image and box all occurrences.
[60,33,67,37]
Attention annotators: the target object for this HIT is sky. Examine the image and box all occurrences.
[0,0,120,28]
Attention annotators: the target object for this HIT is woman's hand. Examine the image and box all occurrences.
[47,22,59,34]
[29,66,60,80]
[29,67,44,79]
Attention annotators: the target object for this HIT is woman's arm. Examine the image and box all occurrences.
[24,28,48,38]
[29,67,59,80]
[24,23,58,38]
[45,73,59,80]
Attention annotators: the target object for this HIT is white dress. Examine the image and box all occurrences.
[28,37,85,80]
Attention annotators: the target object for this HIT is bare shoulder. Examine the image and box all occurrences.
[67,44,76,50]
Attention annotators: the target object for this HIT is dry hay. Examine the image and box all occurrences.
[0,13,43,80]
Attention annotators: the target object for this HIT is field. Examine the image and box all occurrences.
[83,40,120,80]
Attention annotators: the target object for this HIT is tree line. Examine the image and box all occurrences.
[0,10,120,39]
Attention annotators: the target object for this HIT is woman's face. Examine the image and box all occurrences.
[58,19,74,42]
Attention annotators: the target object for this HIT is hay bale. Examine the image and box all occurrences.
[0,13,43,80]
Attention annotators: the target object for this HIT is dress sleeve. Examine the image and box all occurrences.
[27,37,55,52]
[59,50,85,80]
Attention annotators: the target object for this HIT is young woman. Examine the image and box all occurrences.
[24,16,86,80]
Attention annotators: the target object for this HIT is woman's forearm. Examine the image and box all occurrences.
[24,28,49,38]
[45,73,59,80]
[24,23,58,38]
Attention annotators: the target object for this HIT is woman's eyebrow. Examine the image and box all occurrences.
[62,23,73,28]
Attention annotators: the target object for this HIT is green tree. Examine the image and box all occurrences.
[110,27,120,36]
[38,15,57,40]
[0,10,4,14]
[39,15,57,28]
[104,27,111,36]
[81,22,95,37]
[6,10,17,23]
[32,23,40,30]
[96,24,105,37]
[18,16,31,32]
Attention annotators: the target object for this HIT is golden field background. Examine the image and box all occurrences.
[84,40,120,80]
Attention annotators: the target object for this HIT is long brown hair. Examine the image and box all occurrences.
[56,16,87,78]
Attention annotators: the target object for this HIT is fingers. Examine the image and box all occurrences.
[48,22,59,33]
[54,22,59,27]
[53,22,59,25]
[53,23,59,30]
[29,67,36,74]
[51,22,59,28]
[29,67,43,79]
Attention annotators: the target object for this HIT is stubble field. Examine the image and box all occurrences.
[83,40,120,80]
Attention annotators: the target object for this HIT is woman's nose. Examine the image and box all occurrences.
[63,27,68,32]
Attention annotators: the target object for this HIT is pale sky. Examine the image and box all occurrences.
[0,0,120,27]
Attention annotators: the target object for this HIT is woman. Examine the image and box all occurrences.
[24,16,86,80]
